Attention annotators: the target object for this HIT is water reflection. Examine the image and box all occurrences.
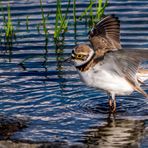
[82,117,146,148]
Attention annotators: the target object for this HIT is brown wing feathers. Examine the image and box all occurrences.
[90,15,120,41]
[89,15,121,54]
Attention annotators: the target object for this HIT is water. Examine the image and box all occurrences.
[0,0,148,147]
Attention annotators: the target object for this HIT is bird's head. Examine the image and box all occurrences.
[71,44,95,67]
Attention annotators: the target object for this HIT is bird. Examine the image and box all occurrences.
[67,15,148,113]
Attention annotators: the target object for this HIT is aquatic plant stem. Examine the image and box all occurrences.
[26,15,29,31]
[40,0,48,39]
[73,0,76,25]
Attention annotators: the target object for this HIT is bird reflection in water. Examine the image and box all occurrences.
[81,117,146,148]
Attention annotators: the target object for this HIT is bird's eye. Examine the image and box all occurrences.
[77,54,83,58]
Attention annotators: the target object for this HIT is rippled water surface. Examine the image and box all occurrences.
[0,0,148,147]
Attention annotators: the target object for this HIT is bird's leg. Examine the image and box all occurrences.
[108,99,113,109]
[108,93,113,111]
[108,93,116,113]
[111,93,116,113]
[112,98,116,113]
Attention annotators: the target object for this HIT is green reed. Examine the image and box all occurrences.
[79,1,95,21]
[37,24,40,33]
[26,15,29,31]
[88,0,95,27]
[73,0,76,25]
[79,0,108,28]
[96,0,108,20]
[1,1,16,54]
[54,0,71,40]
[40,0,48,40]
[5,3,14,40]
[89,0,94,19]
[0,1,13,44]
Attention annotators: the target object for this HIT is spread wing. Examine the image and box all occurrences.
[89,15,121,56]
[112,49,148,97]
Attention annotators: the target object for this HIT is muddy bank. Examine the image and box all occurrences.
[0,114,28,140]
[0,140,87,148]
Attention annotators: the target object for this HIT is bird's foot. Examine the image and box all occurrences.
[112,99,116,113]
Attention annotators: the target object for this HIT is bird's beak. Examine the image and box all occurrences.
[63,56,72,63]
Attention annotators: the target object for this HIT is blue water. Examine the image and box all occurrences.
[0,0,148,147]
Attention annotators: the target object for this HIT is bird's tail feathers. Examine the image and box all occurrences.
[137,69,148,82]
[134,85,148,99]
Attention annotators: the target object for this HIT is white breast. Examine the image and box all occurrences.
[78,64,134,96]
